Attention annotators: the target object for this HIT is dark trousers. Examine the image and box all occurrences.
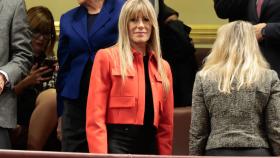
[107,124,158,154]
[205,148,272,156]
[0,127,11,149]
[61,98,88,152]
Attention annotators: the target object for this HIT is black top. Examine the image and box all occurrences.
[143,55,154,126]
[79,13,98,99]
[87,13,98,33]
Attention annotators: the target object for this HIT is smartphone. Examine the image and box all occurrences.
[41,57,57,78]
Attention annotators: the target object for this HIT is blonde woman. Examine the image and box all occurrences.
[86,0,174,154]
[189,21,280,156]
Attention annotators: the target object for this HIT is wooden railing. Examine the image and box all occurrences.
[0,150,275,158]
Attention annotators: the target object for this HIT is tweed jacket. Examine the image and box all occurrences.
[189,69,280,155]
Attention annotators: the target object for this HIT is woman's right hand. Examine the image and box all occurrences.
[24,63,53,86]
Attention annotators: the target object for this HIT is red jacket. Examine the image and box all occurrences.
[86,46,174,154]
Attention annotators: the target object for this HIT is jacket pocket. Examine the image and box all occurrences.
[111,68,137,96]
[109,96,135,108]
[112,68,135,77]
[107,96,137,124]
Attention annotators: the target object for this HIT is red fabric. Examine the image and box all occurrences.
[257,0,264,17]
[86,46,174,154]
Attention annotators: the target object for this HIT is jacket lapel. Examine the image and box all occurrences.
[248,0,259,23]
[260,0,270,20]
[89,0,113,38]
[72,6,90,47]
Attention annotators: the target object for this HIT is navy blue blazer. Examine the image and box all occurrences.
[57,0,124,116]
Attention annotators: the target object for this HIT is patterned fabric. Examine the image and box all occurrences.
[189,69,280,155]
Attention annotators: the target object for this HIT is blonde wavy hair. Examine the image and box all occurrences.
[199,21,269,93]
[117,0,170,92]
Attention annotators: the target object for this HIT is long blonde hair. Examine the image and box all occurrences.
[200,21,269,93]
[117,0,170,92]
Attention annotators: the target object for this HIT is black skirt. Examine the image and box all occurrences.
[107,124,158,155]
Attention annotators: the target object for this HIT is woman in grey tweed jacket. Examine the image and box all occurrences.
[189,21,280,156]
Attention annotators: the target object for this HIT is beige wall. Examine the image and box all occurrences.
[25,0,78,21]
[165,0,226,25]
[25,0,225,48]
[25,0,227,25]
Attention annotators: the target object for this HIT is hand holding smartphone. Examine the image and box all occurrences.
[41,56,57,78]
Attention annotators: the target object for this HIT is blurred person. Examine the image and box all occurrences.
[214,0,280,76]
[13,6,59,151]
[189,21,280,156]
[0,0,33,149]
[56,0,124,152]
[86,0,174,154]
[156,0,197,106]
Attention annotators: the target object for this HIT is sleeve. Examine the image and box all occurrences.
[0,71,9,84]
[157,61,174,155]
[86,50,111,153]
[56,14,69,116]
[263,23,280,41]
[265,71,280,156]
[0,0,33,87]
[189,73,210,155]
[158,0,178,23]
[213,0,248,20]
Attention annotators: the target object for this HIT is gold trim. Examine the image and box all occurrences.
[190,24,219,48]
[54,21,220,48]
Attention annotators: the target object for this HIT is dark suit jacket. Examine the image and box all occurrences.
[56,0,124,116]
[0,0,33,128]
[158,0,197,106]
[214,0,280,75]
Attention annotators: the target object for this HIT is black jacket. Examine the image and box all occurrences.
[158,0,197,106]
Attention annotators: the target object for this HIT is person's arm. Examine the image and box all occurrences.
[265,70,280,156]
[14,64,51,95]
[255,23,280,42]
[213,0,248,20]
[157,61,174,155]
[189,73,210,155]
[86,50,111,153]
[0,0,33,88]
[158,0,178,24]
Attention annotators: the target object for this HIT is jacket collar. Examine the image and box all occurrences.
[131,47,157,62]
[89,0,114,37]
[71,0,114,45]
[71,6,89,46]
